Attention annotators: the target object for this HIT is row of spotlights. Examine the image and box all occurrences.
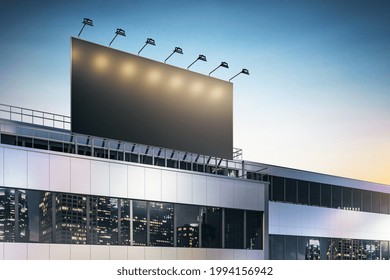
[78,18,249,81]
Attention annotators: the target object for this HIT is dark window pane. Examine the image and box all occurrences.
[306,238,321,260]
[176,204,200,248]
[372,192,380,213]
[270,235,284,260]
[54,193,87,244]
[297,180,309,205]
[331,186,341,209]
[246,211,262,250]
[224,209,244,249]
[285,235,297,260]
[119,199,131,245]
[381,241,389,260]
[329,238,363,260]
[369,240,381,260]
[362,191,371,212]
[320,184,331,208]
[39,191,53,243]
[297,236,308,260]
[272,176,284,202]
[25,190,43,243]
[380,193,389,214]
[285,179,297,203]
[133,200,147,246]
[89,196,118,245]
[309,182,320,206]
[352,189,361,211]
[342,188,352,210]
[201,207,222,248]
[149,202,174,246]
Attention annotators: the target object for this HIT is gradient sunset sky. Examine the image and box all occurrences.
[0,0,389,185]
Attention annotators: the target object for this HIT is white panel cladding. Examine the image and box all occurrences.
[206,176,221,206]
[206,248,221,260]
[246,181,260,210]
[220,178,234,208]
[0,147,3,186]
[0,243,3,260]
[70,244,91,260]
[144,247,162,260]
[91,245,109,260]
[233,180,246,209]
[110,163,128,198]
[144,168,161,201]
[91,160,110,196]
[128,165,145,200]
[27,151,50,190]
[49,244,71,260]
[161,170,177,203]
[246,250,263,260]
[269,202,390,241]
[28,243,50,260]
[192,174,207,205]
[109,246,127,260]
[3,243,27,260]
[71,157,91,194]
[127,247,145,260]
[161,247,177,260]
[192,248,207,260]
[220,249,234,260]
[50,154,71,192]
[178,172,192,204]
[4,148,27,188]
[177,248,192,260]
[233,250,246,260]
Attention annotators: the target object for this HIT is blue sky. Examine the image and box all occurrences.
[0,0,389,184]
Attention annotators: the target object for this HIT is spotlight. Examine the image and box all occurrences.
[229,68,250,82]
[78,18,93,38]
[164,47,183,63]
[138,38,156,55]
[187,54,207,70]
[109,28,126,47]
[209,61,229,76]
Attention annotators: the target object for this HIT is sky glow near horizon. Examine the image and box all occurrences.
[0,0,389,184]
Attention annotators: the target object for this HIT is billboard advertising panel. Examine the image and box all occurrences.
[71,38,233,159]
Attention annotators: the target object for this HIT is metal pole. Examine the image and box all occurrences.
[209,65,220,76]
[109,34,118,47]
[78,23,86,38]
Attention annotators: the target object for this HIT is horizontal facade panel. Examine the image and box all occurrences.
[145,247,162,260]
[221,178,234,208]
[71,244,91,260]
[110,163,128,198]
[178,173,192,204]
[192,174,207,205]
[28,151,50,190]
[50,244,71,260]
[269,202,390,241]
[50,154,71,193]
[28,243,50,260]
[0,147,3,186]
[161,170,177,203]
[91,245,110,260]
[4,148,27,189]
[128,165,145,200]
[144,168,162,201]
[71,157,91,194]
[3,243,27,260]
[207,177,221,206]
[91,160,110,196]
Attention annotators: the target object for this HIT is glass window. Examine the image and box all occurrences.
[331,186,341,209]
[297,180,309,205]
[201,207,222,248]
[372,192,380,213]
[381,241,389,260]
[132,200,147,246]
[342,188,352,210]
[285,178,297,203]
[320,184,331,208]
[119,199,131,245]
[272,176,285,202]
[149,202,174,247]
[270,235,284,260]
[24,190,47,243]
[176,204,200,248]
[352,189,361,211]
[362,190,371,212]
[224,208,244,249]
[305,238,321,260]
[55,193,87,244]
[319,238,329,260]
[380,193,389,214]
[89,196,118,245]
[309,182,320,206]
[246,211,262,250]
[297,236,308,260]
[285,235,297,260]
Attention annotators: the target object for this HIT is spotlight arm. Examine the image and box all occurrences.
[138,42,148,55]
[229,72,241,82]
[164,51,175,63]
[78,23,87,38]
[109,34,118,47]
[209,65,221,76]
[187,58,199,70]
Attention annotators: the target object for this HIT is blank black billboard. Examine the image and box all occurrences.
[71,38,233,159]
